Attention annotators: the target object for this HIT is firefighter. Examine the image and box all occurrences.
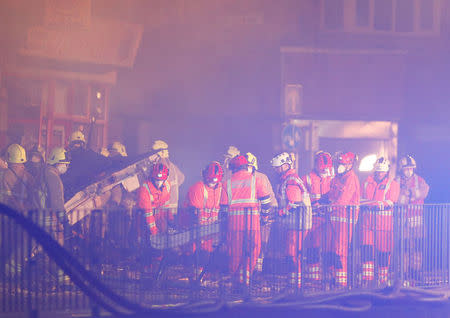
[137,163,171,236]
[396,155,429,205]
[62,130,113,203]
[271,152,311,288]
[43,147,71,243]
[220,155,271,286]
[152,140,185,223]
[105,141,129,208]
[0,144,36,278]
[395,155,429,284]
[183,161,223,271]
[245,152,277,272]
[302,151,334,283]
[25,145,47,209]
[105,141,135,247]
[360,157,400,286]
[1,144,36,211]
[323,151,360,287]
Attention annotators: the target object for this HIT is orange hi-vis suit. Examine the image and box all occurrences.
[220,170,271,284]
[361,174,400,282]
[138,180,171,235]
[277,169,312,288]
[326,169,360,286]
[185,181,222,252]
[302,171,332,281]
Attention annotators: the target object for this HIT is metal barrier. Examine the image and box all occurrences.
[1,204,449,315]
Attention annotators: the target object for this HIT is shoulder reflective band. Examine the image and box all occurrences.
[143,183,154,201]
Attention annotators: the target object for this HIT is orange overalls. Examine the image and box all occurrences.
[361,175,400,283]
[185,180,222,253]
[325,169,360,287]
[302,171,332,282]
[137,180,171,235]
[220,170,271,284]
[277,169,311,288]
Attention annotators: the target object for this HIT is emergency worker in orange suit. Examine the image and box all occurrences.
[220,155,271,285]
[245,152,277,272]
[360,157,400,285]
[271,152,311,288]
[183,161,223,267]
[152,140,185,221]
[137,163,171,236]
[323,152,360,287]
[302,151,334,283]
[395,155,429,282]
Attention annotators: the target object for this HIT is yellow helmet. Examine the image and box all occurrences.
[100,147,110,157]
[152,140,168,151]
[6,144,27,164]
[246,152,258,170]
[69,130,86,144]
[109,141,127,157]
[47,147,70,165]
[152,140,169,158]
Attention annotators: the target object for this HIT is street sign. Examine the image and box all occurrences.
[282,124,302,151]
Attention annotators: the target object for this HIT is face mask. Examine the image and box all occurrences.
[337,165,346,174]
[57,164,68,175]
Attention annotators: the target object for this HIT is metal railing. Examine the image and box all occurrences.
[1,203,449,315]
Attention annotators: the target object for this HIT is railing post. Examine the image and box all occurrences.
[26,210,35,318]
[399,205,405,286]
[192,207,200,301]
[242,207,249,297]
[349,205,355,290]
[447,205,450,286]
[295,206,300,294]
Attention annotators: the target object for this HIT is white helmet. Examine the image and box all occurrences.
[374,157,390,172]
[270,152,292,168]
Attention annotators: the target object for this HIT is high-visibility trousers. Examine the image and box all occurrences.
[361,209,393,252]
[227,209,261,278]
[324,208,357,286]
[287,229,307,283]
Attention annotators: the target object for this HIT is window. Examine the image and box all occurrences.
[356,0,370,27]
[321,0,441,35]
[323,0,344,29]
